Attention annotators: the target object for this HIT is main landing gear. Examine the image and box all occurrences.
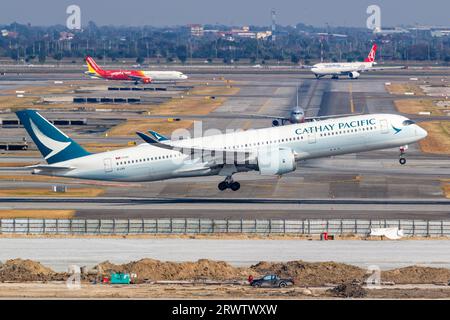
[399,145,408,165]
[218,176,240,191]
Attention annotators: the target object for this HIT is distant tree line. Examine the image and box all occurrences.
[0,22,449,65]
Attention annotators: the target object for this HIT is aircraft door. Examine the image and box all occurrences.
[103,158,113,173]
[307,132,316,144]
[380,119,389,134]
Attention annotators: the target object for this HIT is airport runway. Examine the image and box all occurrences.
[0,238,449,271]
[0,70,449,219]
[0,197,448,219]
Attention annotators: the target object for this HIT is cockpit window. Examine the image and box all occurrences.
[402,120,415,126]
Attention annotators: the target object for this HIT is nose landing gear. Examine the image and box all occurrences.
[399,145,408,165]
[218,176,240,191]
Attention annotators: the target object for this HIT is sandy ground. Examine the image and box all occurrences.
[418,121,450,155]
[386,83,425,96]
[0,187,104,197]
[0,282,448,299]
[0,210,75,219]
[394,99,446,116]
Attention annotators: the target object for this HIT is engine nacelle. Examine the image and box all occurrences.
[257,147,296,176]
[348,71,360,79]
[272,119,280,127]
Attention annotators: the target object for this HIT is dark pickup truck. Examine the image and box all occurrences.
[250,274,295,288]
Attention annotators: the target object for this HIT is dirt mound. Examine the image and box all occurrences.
[95,259,251,282]
[0,259,58,282]
[382,266,450,284]
[327,282,367,298]
[250,261,366,286]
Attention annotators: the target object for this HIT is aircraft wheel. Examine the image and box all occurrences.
[230,182,240,191]
[218,181,228,191]
[399,158,406,165]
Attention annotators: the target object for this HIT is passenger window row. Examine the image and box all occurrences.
[116,153,181,166]
[319,126,377,137]
[223,135,305,150]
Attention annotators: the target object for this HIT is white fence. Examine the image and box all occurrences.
[1,218,450,237]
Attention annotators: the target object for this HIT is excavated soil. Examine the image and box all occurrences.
[1,258,450,288]
[0,259,64,282]
[250,261,367,286]
[383,266,450,284]
[95,258,250,282]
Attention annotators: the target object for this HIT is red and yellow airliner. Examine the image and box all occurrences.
[85,56,188,84]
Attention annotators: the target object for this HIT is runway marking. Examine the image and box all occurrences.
[1,197,448,205]
[241,94,275,130]
[256,97,273,114]
[242,120,252,130]
[349,83,355,113]
[305,80,319,111]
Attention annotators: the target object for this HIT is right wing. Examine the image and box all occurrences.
[237,114,290,121]
[305,113,364,121]
[363,66,407,72]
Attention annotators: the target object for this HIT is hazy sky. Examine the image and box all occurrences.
[1,0,449,28]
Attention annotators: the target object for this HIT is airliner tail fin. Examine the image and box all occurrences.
[15,110,91,164]
[85,56,104,76]
[364,44,377,62]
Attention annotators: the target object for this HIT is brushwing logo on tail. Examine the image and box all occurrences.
[30,119,71,159]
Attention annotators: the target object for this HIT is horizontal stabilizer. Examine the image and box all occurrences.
[148,130,169,142]
[136,131,158,144]
[27,164,75,173]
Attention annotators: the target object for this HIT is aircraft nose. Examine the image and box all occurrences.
[416,125,428,139]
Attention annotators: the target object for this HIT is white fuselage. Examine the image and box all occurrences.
[311,62,374,76]
[39,114,426,182]
[143,70,188,81]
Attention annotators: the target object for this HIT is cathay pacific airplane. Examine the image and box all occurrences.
[15,110,427,191]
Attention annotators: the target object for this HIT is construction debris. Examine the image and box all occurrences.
[327,282,368,298]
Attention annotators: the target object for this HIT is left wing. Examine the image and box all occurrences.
[128,74,152,83]
[136,131,254,163]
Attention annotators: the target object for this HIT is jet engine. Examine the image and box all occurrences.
[348,71,360,79]
[272,119,280,127]
[257,148,296,175]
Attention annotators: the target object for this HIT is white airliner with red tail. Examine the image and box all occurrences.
[311,44,404,79]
